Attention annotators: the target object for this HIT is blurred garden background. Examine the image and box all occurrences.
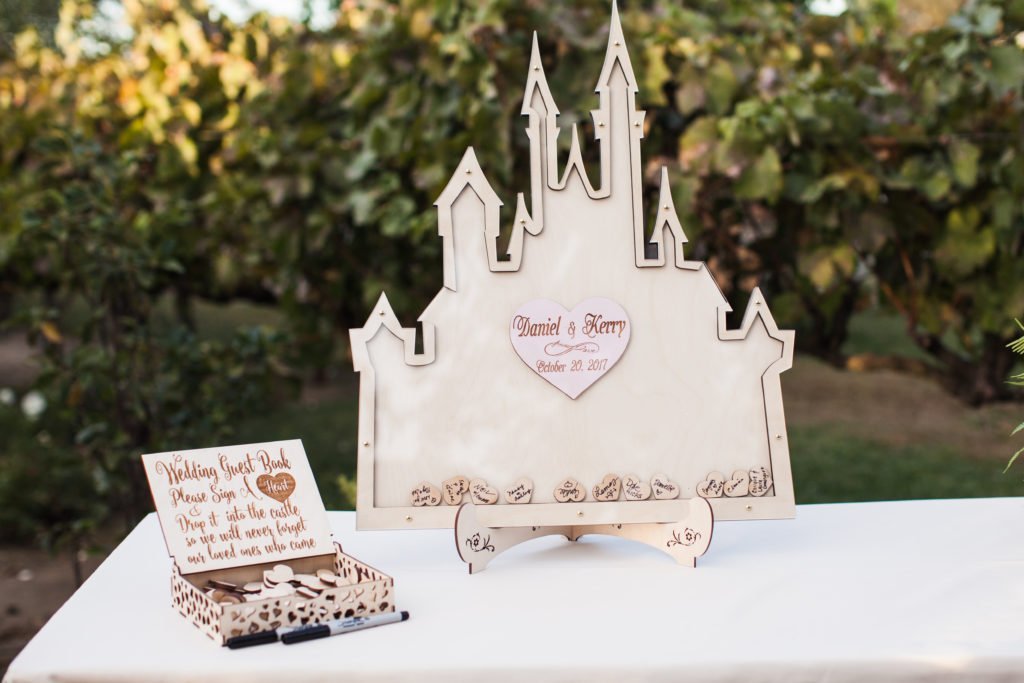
[2,0,1024,670]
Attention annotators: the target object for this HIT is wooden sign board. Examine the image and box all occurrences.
[141,439,395,643]
[350,2,795,540]
[141,439,334,574]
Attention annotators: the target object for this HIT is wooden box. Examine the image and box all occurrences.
[142,439,394,644]
[169,544,393,644]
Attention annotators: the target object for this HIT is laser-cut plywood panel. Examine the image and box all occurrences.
[350,2,795,530]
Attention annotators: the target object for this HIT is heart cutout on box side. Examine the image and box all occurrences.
[256,472,296,503]
[510,298,631,399]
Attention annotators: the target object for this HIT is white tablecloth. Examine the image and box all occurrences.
[5,498,1024,682]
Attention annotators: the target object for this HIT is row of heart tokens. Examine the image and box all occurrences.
[696,467,773,498]
[410,474,682,507]
[202,564,344,605]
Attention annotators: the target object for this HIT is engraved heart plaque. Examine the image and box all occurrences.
[509,298,631,399]
[257,472,296,503]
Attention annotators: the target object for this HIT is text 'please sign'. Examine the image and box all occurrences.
[142,440,334,573]
[510,297,631,399]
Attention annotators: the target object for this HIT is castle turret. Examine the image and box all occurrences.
[521,33,558,228]
[594,0,647,265]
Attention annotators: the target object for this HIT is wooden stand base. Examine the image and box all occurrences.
[454,498,714,573]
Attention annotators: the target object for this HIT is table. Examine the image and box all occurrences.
[5,498,1024,682]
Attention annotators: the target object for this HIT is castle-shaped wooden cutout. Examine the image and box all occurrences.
[351,2,794,567]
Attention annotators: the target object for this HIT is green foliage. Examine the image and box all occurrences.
[630,0,1024,401]
[3,0,1024,547]
[232,390,359,510]
[0,0,62,56]
[0,72,295,546]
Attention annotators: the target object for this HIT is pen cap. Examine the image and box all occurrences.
[225,630,279,649]
[281,625,331,645]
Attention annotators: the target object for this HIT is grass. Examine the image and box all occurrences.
[790,425,1019,504]
[841,308,932,362]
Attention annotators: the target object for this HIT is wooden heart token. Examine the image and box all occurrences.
[651,474,679,500]
[509,297,631,399]
[256,472,296,503]
[264,564,294,585]
[469,479,498,505]
[592,474,621,501]
[749,466,773,497]
[724,469,750,497]
[622,474,651,501]
[316,569,338,586]
[696,471,726,498]
[410,482,442,506]
[262,583,295,598]
[441,476,470,505]
[503,478,534,504]
[554,477,586,502]
[295,574,327,590]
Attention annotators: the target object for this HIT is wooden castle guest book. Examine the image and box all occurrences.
[349,2,795,571]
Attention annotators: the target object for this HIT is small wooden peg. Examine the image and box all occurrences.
[651,474,679,500]
[411,481,442,507]
[592,474,621,501]
[622,474,651,501]
[442,476,470,505]
[553,477,586,502]
[469,479,499,505]
[503,477,534,504]
[723,470,750,497]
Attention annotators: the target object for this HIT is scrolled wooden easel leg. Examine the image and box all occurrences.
[573,497,714,567]
[454,503,572,574]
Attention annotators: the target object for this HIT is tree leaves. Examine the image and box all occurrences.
[735,147,782,202]
[986,44,1024,96]
[949,138,981,189]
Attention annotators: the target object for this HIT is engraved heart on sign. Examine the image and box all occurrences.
[256,473,296,503]
[510,297,631,399]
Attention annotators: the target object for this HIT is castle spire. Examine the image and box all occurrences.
[520,32,557,232]
[434,148,502,291]
[593,0,647,265]
[595,0,639,93]
[433,147,531,290]
[521,32,559,117]
[649,167,697,269]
